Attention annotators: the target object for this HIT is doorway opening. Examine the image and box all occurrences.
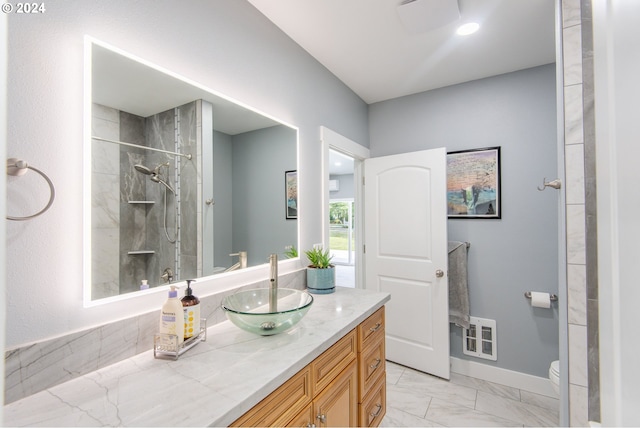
[329,199,355,288]
[321,126,369,289]
[328,149,356,287]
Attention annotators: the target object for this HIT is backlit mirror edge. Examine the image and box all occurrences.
[82,35,302,308]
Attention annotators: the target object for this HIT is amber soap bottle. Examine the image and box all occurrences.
[181,279,201,340]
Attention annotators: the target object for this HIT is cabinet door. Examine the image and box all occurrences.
[313,360,358,427]
[287,403,314,428]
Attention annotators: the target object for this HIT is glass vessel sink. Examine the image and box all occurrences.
[221,288,314,335]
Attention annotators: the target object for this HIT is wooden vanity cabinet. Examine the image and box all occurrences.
[232,307,386,428]
[230,366,312,427]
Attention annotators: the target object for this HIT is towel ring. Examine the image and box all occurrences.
[6,158,56,221]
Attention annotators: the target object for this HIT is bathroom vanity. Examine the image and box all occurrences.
[4,287,389,427]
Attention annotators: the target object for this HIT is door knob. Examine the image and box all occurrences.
[436,269,444,278]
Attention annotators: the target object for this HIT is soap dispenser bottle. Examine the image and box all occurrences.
[181,279,200,340]
[159,285,184,350]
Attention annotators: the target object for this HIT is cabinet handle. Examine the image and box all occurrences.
[369,322,381,333]
[316,414,326,424]
[370,358,382,370]
[370,403,383,419]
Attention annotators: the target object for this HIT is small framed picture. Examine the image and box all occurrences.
[447,147,501,219]
[285,170,297,219]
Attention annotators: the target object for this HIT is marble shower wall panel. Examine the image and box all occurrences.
[92,101,201,297]
[119,111,149,294]
[91,104,121,299]
[178,101,198,280]
[145,108,177,286]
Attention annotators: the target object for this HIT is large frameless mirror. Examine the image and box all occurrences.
[85,39,298,302]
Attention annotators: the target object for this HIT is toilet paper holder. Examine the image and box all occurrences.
[524,291,558,301]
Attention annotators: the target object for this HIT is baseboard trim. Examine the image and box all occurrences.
[450,357,557,398]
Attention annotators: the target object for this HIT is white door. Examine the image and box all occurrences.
[364,148,449,379]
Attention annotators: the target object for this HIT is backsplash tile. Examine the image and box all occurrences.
[4,269,306,404]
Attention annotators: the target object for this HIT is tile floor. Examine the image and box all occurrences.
[335,264,355,288]
[381,361,560,427]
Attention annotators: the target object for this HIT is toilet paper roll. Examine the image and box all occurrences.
[530,292,551,308]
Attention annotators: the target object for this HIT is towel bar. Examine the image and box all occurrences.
[524,291,558,301]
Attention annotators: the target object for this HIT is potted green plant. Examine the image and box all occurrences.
[284,245,298,259]
[304,247,335,294]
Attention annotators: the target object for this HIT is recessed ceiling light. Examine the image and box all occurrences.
[456,22,480,36]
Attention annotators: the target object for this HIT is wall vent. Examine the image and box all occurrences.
[329,179,340,192]
[462,316,497,361]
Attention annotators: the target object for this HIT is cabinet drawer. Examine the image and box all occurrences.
[358,333,385,397]
[311,329,357,395]
[358,373,386,427]
[358,307,385,351]
[231,366,312,427]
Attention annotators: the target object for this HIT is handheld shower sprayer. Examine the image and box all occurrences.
[134,162,175,193]
[133,161,177,243]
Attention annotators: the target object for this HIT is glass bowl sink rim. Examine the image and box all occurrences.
[221,288,314,315]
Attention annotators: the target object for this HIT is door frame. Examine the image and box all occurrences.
[321,126,369,289]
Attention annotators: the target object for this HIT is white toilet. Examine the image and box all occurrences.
[549,360,560,395]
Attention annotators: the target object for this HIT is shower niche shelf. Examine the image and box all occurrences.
[127,250,156,255]
[128,200,155,205]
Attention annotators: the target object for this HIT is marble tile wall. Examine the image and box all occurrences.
[141,107,178,290]
[4,269,306,404]
[117,101,199,293]
[177,101,199,280]
[91,104,121,299]
[561,0,597,425]
[580,0,600,422]
[119,110,151,294]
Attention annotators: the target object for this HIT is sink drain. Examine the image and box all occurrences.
[260,321,276,330]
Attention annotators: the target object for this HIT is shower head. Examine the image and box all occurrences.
[134,162,170,176]
[134,164,154,175]
[134,162,174,193]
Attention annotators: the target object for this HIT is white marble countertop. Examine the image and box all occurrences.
[4,287,390,427]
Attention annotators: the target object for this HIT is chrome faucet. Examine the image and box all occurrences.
[225,251,247,272]
[269,253,278,312]
[161,267,174,283]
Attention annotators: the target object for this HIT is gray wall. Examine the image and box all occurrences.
[212,130,233,269]
[5,0,368,347]
[329,173,355,200]
[369,64,559,377]
[233,125,297,266]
